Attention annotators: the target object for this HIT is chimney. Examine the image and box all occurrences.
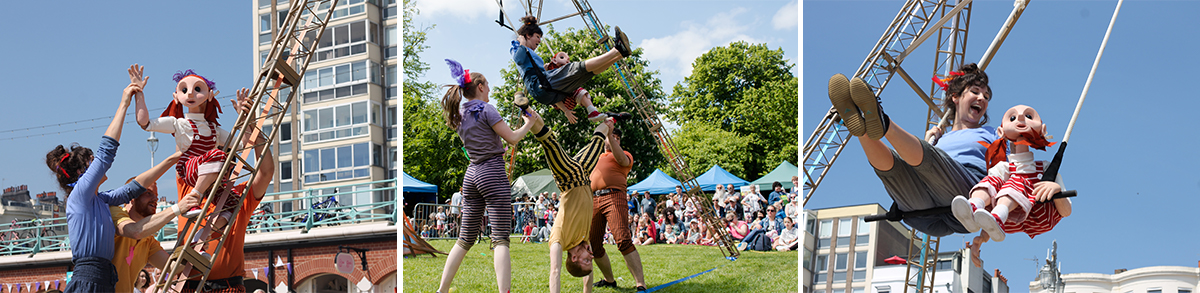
[1114,269,1127,274]
[994,269,1008,283]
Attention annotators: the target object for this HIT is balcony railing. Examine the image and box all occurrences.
[0,179,396,257]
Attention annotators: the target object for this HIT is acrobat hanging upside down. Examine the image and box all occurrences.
[950,104,1073,266]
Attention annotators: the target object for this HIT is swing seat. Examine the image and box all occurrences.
[864,190,1076,222]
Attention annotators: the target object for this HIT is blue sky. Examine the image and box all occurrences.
[0,1,254,203]
[804,0,1200,287]
[410,0,800,122]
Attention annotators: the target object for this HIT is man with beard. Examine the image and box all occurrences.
[112,174,200,293]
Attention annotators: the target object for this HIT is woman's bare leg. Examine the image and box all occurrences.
[884,120,927,166]
[584,49,624,74]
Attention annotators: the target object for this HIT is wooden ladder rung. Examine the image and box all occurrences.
[179,249,213,275]
[269,57,301,86]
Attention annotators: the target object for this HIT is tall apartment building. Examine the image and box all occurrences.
[803,204,1009,293]
[252,0,398,213]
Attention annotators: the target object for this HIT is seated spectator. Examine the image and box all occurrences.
[641,213,658,244]
[664,225,680,244]
[725,213,748,240]
[774,217,799,251]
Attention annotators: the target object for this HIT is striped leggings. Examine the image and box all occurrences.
[536,128,606,192]
[456,155,514,250]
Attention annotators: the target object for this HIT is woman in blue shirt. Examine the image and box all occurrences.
[828,63,998,237]
[46,66,182,292]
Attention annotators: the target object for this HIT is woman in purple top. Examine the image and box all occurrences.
[436,59,539,293]
[828,63,998,237]
[46,65,183,292]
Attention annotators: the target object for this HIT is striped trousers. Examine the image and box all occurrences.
[536,129,606,192]
[457,155,513,250]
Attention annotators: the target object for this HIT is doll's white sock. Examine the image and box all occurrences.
[992,204,1010,223]
[586,105,599,115]
[968,198,986,211]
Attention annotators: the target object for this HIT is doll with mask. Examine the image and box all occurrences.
[135,68,251,235]
[950,105,1074,265]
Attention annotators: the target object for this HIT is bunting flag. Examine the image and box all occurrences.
[253,268,259,279]
[286,263,293,274]
[274,256,287,268]
[262,267,269,278]
[55,279,60,289]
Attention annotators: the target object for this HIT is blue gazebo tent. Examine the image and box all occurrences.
[626,169,682,196]
[694,164,749,192]
[402,172,439,215]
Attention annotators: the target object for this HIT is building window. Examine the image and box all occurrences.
[302,60,379,103]
[301,142,376,183]
[815,254,828,283]
[837,218,851,247]
[313,20,374,62]
[387,105,397,140]
[856,217,869,246]
[835,253,848,271]
[384,25,397,59]
[803,248,813,273]
[853,268,866,282]
[1148,290,1162,293]
[281,161,292,180]
[258,10,288,45]
[936,260,953,270]
[383,0,396,19]
[818,220,832,249]
[386,64,397,99]
[304,0,369,22]
[855,252,867,268]
[1180,289,1193,293]
[301,101,377,143]
[852,288,865,293]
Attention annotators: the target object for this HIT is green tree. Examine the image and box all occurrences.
[402,0,465,201]
[670,122,752,180]
[669,41,798,178]
[492,26,668,185]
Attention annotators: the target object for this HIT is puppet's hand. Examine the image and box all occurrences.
[231,88,252,114]
[1033,181,1061,203]
[127,64,149,90]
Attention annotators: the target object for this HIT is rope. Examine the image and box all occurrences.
[642,257,735,292]
[1063,0,1122,143]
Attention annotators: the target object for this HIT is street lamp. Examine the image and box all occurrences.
[148,133,159,167]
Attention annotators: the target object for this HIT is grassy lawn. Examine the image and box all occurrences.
[404,239,798,292]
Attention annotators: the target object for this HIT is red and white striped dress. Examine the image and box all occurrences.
[177,119,231,197]
[973,152,1064,238]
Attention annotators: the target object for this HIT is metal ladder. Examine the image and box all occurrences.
[155,0,340,291]
[506,0,741,258]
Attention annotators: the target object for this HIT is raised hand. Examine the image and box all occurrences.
[127,64,149,91]
[231,88,252,114]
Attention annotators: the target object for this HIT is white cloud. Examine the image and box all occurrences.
[416,0,500,21]
[639,8,761,80]
[773,1,798,30]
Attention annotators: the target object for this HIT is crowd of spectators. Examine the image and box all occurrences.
[415,176,802,253]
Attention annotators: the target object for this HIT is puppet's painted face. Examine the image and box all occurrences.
[552,52,569,66]
[998,105,1046,142]
[174,75,213,112]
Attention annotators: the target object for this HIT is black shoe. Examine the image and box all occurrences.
[849,77,890,140]
[604,111,633,122]
[614,26,631,57]
[636,286,648,292]
[593,279,618,288]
